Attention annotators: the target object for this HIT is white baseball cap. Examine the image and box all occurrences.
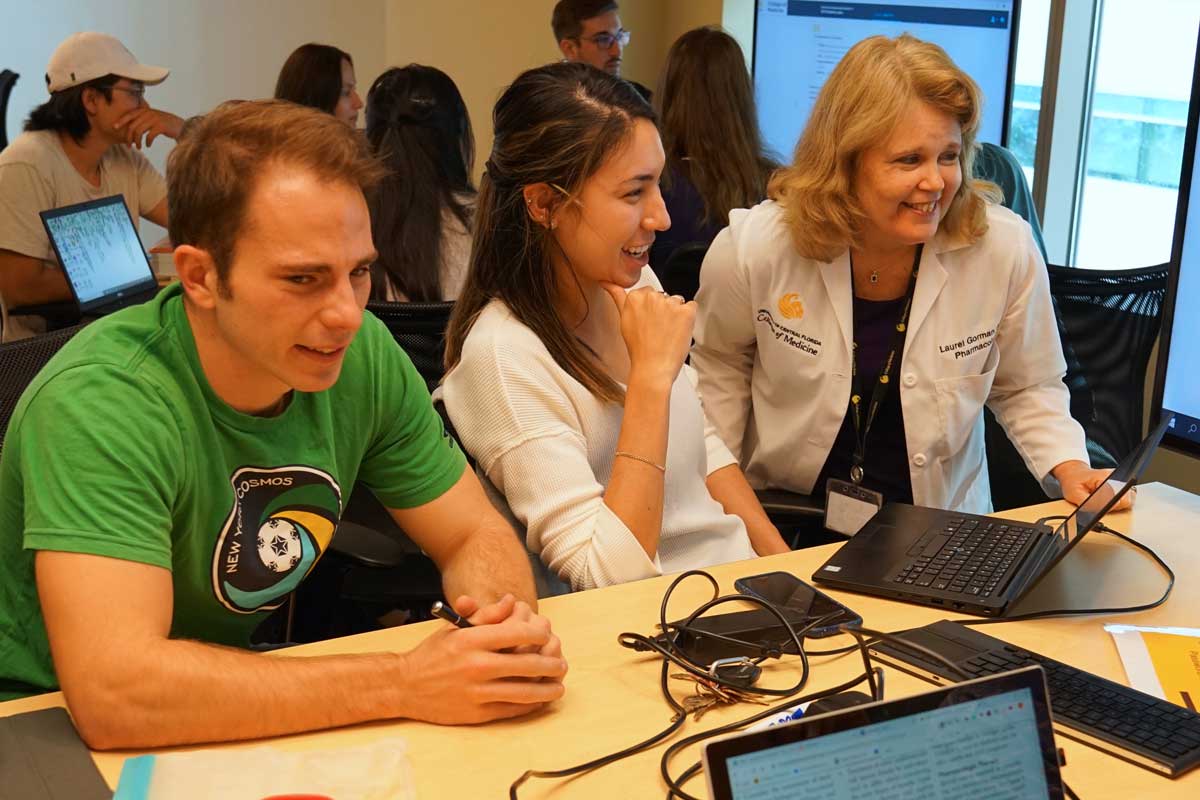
[45,32,169,93]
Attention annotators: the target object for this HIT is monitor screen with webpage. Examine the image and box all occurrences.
[1155,23,1200,459]
[752,0,1019,160]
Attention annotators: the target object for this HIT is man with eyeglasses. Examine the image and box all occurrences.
[551,0,652,101]
[0,33,183,340]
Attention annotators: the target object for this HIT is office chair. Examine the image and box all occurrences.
[969,147,1111,510]
[972,142,1048,262]
[754,488,832,548]
[656,242,709,302]
[276,303,457,641]
[1049,263,1169,464]
[327,300,456,579]
[984,263,1168,511]
[365,301,454,392]
[0,324,86,454]
[0,69,18,152]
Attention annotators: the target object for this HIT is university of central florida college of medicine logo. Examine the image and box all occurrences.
[777,292,804,320]
[211,466,342,613]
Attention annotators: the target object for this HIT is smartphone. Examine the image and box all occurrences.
[734,571,862,638]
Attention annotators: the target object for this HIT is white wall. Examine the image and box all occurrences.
[384,0,563,185]
[382,0,687,183]
[2,0,388,241]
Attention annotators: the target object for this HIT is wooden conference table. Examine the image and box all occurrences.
[2,482,1198,798]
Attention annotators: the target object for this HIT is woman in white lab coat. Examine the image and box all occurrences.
[691,34,1122,518]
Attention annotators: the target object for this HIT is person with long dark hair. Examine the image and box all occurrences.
[651,26,778,267]
[274,43,362,127]
[365,65,475,302]
[443,62,789,592]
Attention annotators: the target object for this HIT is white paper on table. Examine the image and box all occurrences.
[114,736,415,800]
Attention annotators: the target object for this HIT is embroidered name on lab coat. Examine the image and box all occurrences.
[938,328,996,360]
[757,309,822,356]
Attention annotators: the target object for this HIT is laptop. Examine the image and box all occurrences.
[39,195,160,316]
[812,413,1172,617]
[703,666,1064,799]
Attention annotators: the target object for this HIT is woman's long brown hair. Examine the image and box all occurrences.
[656,27,778,227]
[444,62,654,403]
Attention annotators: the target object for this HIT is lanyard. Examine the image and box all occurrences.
[848,243,923,484]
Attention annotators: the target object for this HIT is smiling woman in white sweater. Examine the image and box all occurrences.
[442,63,789,591]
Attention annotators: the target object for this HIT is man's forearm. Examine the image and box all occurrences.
[69,638,412,750]
[0,252,72,307]
[439,518,538,608]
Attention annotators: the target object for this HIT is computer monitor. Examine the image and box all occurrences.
[752,0,1020,160]
[1153,24,1200,460]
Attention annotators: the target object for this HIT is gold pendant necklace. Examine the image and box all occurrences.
[869,270,880,284]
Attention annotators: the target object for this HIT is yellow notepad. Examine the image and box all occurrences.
[1106,624,1200,711]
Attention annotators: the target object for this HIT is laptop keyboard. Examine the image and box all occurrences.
[961,643,1200,769]
[891,517,1038,597]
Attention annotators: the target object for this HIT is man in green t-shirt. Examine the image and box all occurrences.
[0,100,565,749]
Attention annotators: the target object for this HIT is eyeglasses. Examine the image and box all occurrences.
[112,85,146,102]
[578,28,631,49]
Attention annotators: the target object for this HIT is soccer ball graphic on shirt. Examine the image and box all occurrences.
[213,465,342,613]
[256,517,303,573]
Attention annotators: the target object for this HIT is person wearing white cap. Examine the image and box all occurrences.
[0,32,184,341]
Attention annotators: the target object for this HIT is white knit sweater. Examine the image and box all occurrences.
[442,269,757,590]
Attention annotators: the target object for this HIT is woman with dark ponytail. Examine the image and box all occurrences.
[365,65,476,301]
[443,62,788,592]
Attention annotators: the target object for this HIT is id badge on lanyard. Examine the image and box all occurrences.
[822,245,922,536]
[825,478,883,536]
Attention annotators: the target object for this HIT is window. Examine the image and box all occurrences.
[1074,0,1199,268]
[1020,0,1199,268]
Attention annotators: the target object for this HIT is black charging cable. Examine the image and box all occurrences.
[619,570,819,696]
[960,518,1174,626]
[508,659,688,799]
[509,570,883,798]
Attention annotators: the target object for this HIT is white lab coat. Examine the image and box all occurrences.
[691,200,1088,515]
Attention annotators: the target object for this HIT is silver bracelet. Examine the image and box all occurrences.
[614,450,666,473]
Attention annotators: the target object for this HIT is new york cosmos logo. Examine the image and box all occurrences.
[211,465,342,613]
[778,293,804,320]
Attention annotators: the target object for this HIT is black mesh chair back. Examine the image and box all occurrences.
[0,325,86,454]
[1048,264,1168,463]
[655,242,709,301]
[365,301,454,391]
[984,264,1167,510]
[0,69,18,151]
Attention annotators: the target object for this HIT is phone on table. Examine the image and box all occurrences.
[734,571,862,638]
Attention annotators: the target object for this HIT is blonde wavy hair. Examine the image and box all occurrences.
[768,34,1000,262]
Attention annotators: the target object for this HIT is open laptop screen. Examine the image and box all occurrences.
[1048,413,1170,555]
[705,667,1061,799]
[40,195,156,312]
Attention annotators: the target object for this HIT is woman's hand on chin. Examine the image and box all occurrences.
[600,281,695,389]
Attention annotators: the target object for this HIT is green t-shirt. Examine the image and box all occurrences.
[0,284,466,699]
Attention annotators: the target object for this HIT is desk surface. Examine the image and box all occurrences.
[2,482,1198,799]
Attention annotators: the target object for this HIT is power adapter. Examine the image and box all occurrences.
[654,606,811,664]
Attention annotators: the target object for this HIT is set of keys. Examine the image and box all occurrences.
[671,672,770,721]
